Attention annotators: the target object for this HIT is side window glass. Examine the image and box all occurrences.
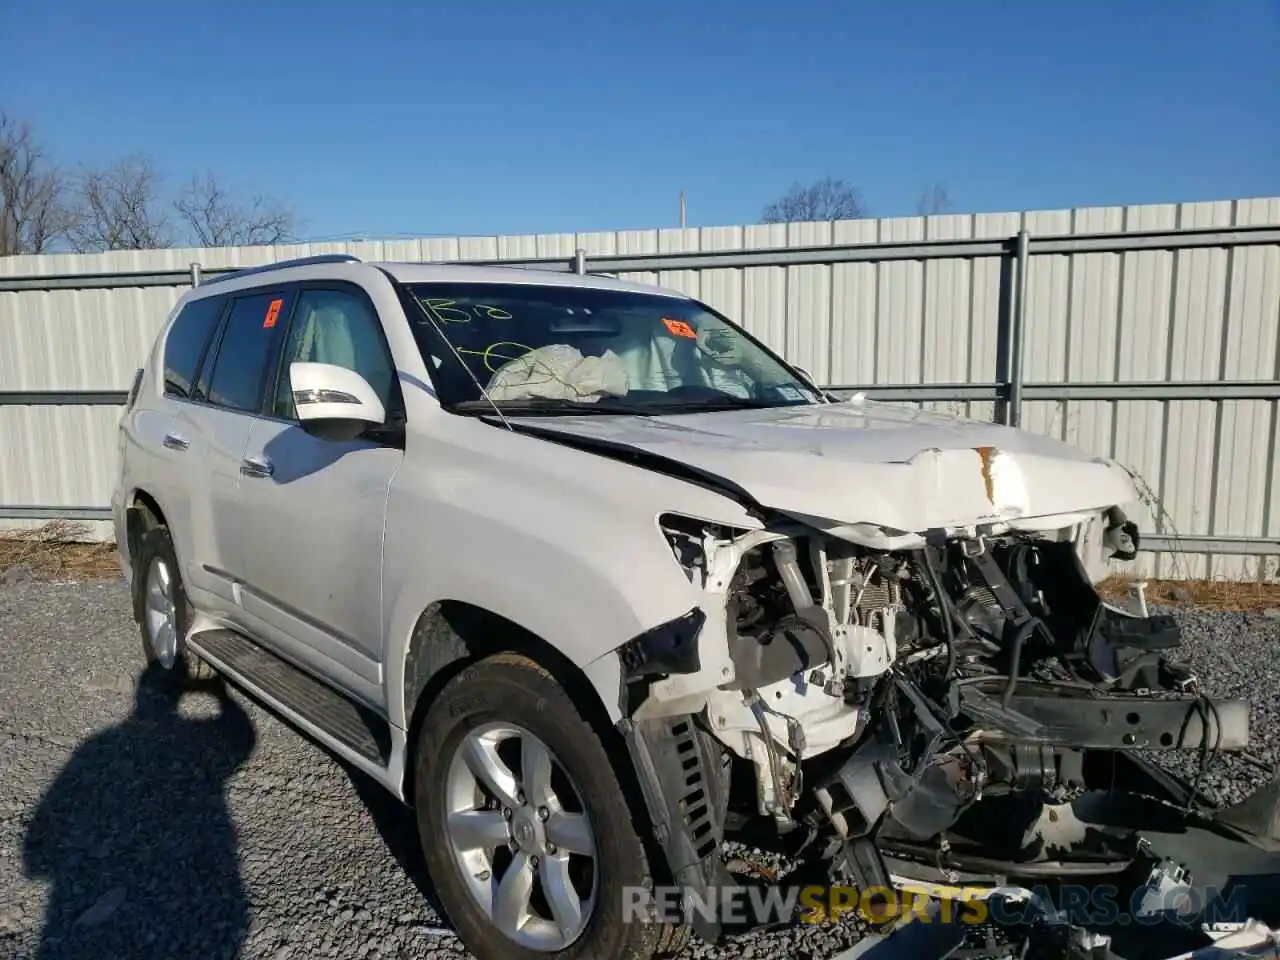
[206,291,291,413]
[162,296,225,399]
[273,288,399,421]
[192,321,224,404]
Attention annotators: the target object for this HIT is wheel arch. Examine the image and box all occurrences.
[129,488,166,527]
[124,489,167,609]
[398,600,683,889]
[400,600,624,803]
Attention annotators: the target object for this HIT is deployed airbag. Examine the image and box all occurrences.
[486,344,628,402]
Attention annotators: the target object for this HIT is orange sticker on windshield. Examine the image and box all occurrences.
[263,298,283,329]
[662,317,696,339]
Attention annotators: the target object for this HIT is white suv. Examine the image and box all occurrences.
[114,254,1266,960]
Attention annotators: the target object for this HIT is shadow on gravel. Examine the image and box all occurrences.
[344,766,452,926]
[21,663,256,959]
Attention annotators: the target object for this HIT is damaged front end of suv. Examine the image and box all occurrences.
[616,500,1280,958]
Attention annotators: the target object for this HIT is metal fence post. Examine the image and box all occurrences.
[1007,229,1031,427]
[190,262,202,287]
[573,248,586,274]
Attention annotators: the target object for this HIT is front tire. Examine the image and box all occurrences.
[413,653,687,960]
[132,525,217,685]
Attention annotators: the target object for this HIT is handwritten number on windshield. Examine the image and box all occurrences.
[422,298,513,324]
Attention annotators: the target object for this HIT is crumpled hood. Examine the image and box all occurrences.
[508,399,1138,537]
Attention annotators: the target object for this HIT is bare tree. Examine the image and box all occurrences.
[3,111,302,254]
[0,112,72,255]
[67,155,173,252]
[174,171,298,247]
[915,183,953,216]
[762,177,866,223]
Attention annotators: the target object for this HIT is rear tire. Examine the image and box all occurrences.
[413,653,688,959]
[132,525,218,685]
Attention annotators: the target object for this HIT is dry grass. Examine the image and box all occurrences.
[0,520,122,581]
[1098,575,1280,613]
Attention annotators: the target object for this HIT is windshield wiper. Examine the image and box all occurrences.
[445,397,654,416]
[640,394,811,411]
[446,391,816,418]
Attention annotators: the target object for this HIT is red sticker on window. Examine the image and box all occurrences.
[662,317,696,339]
[263,298,283,329]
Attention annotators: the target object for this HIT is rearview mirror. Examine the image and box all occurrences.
[290,362,386,440]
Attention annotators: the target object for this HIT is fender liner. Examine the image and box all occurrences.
[620,713,733,944]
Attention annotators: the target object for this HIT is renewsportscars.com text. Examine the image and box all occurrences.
[621,883,1251,928]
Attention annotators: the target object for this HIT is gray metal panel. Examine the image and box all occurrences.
[0,406,124,527]
[1215,213,1280,579]
[1062,206,1125,457]
[1109,203,1181,576]
[0,285,177,392]
[921,212,975,390]
[830,217,883,386]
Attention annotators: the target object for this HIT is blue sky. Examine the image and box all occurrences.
[3,0,1277,240]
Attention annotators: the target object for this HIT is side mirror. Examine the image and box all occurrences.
[792,365,823,388]
[290,362,386,441]
[790,365,835,400]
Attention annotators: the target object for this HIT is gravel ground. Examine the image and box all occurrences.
[1,581,1278,960]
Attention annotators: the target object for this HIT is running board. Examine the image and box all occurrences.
[191,629,391,766]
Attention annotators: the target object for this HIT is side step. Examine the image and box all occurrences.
[192,630,391,766]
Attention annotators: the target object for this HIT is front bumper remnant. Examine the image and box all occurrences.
[959,684,1250,751]
[828,897,1280,960]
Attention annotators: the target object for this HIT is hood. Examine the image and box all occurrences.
[507,399,1138,541]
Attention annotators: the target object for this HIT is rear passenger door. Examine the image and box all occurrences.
[187,287,295,603]
[139,293,230,604]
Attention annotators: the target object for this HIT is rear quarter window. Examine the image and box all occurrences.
[163,295,226,399]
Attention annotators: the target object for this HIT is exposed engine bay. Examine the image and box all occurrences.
[618,511,1280,959]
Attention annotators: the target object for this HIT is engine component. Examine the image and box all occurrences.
[955,584,1007,643]
[654,516,1280,960]
[882,761,969,841]
[772,539,816,611]
[727,608,831,690]
[836,624,897,679]
[815,739,897,838]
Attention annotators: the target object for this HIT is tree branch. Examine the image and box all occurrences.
[762,178,866,224]
[0,112,73,255]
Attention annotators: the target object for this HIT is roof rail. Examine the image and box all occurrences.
[201,254,362,286]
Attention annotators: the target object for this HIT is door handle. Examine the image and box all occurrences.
[240,455,274,478]
[162,433,189,451]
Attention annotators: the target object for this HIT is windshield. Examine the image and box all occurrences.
[399,282,823,414]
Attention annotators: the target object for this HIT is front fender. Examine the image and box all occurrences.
[383,541,698,729]
[381,414,761,731]
[385,504,727,729]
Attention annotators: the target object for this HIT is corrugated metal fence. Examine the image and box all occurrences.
[2,196,1279,580]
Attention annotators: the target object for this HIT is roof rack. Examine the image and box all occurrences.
[201,254,362,286]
